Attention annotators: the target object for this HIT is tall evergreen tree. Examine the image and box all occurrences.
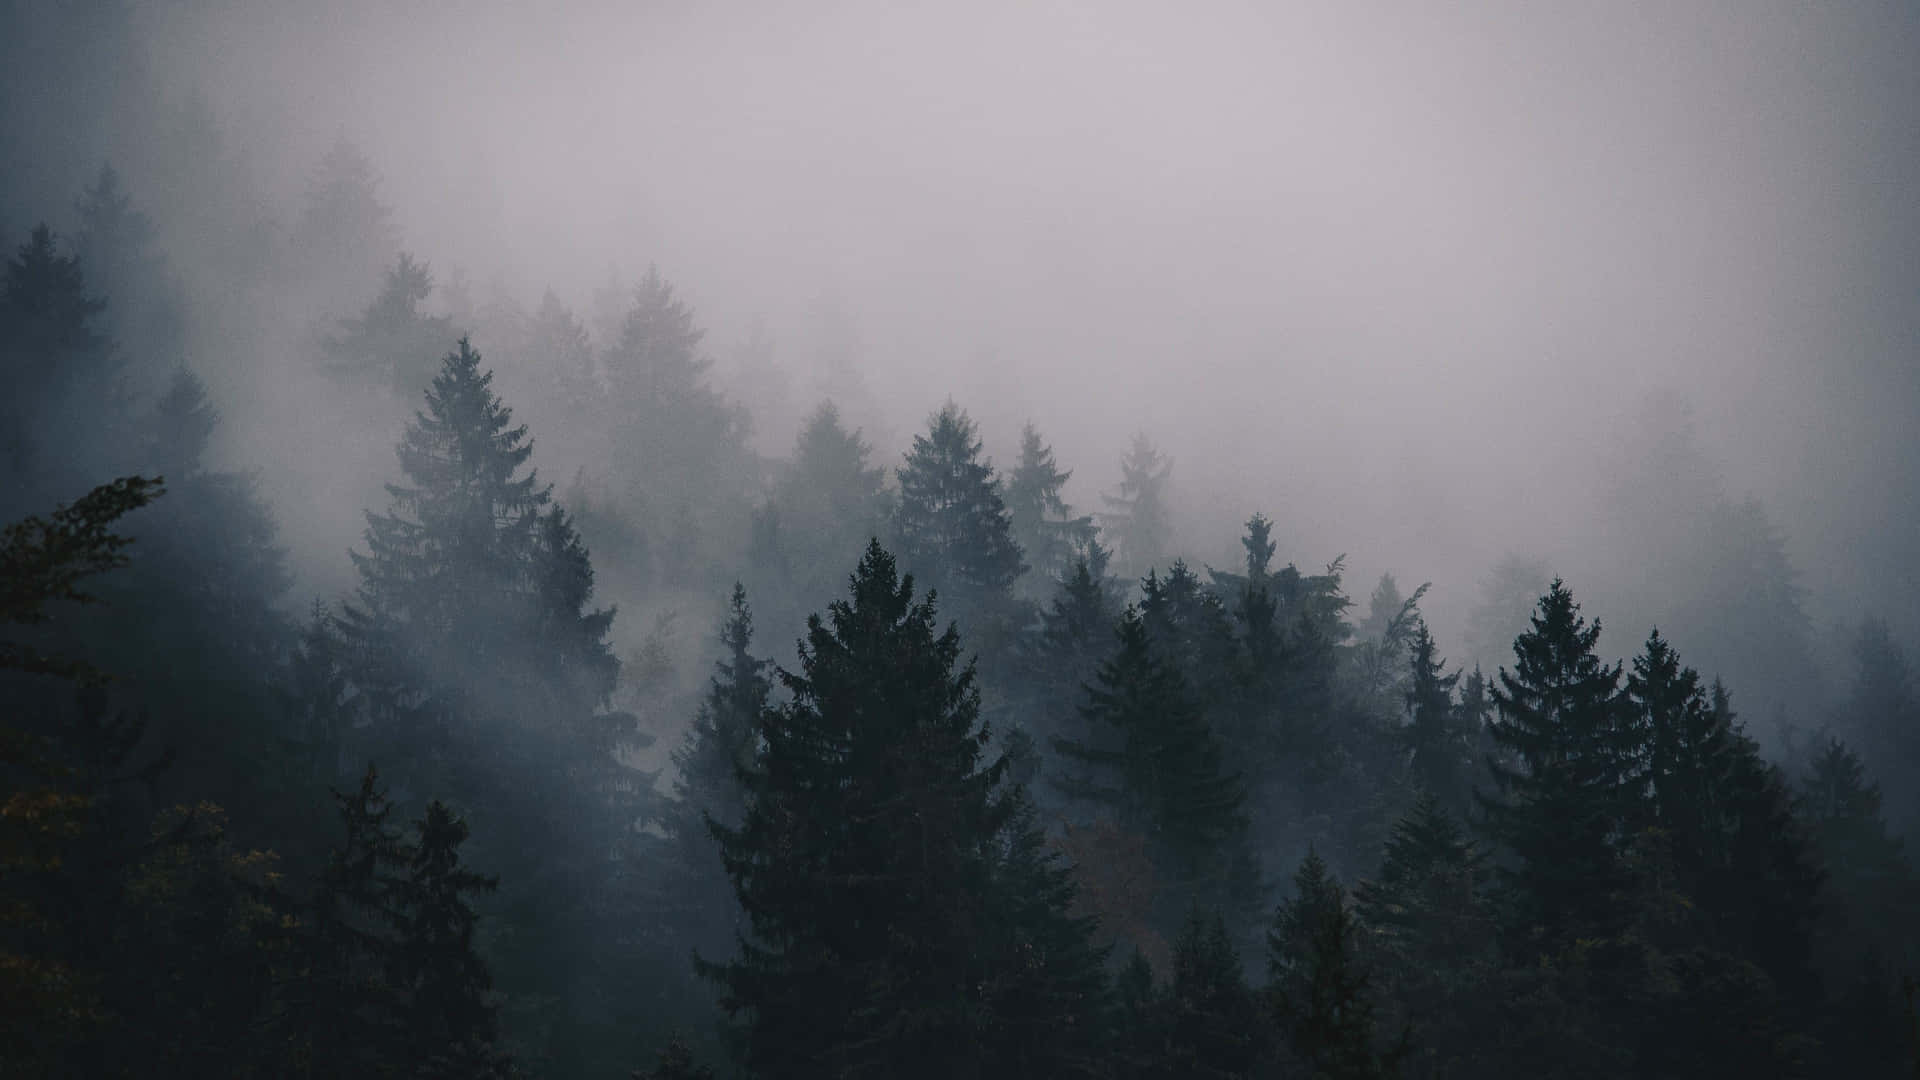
[1402,623,1469,812]
[707,541,1105,1078]
[892,401,1026,611]
[321,252,456,400]
[1005,421,1097,590]
[1479,580,1636,948]
[1053,606,1249,920]
[390,800,512,1077]
[1101,432,1172,581]
[337,337,642,1069]
[1268,850,1402,1080]
[1,224,120,491]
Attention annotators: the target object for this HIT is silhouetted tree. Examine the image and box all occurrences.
[707,541,1105,1078]
[892,401,1026,613]
[1101,432,1172,580]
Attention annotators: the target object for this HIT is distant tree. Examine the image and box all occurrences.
[1101,433,1172,580]
[1350,574,1430,712]
[1401,623,1469,812]
[1005,422,1097,591]
[759,401,888,609]
[0,224,121,489]
[291,136,397,311]
[1461,554,1549,677]
[706,542,1106,1078]
[72,164,185,374]
[892,401,1026,613]
[1479,580,1636,949]
[599,265,752,581]
[321,252,456,399]
[1841,618,1920,831]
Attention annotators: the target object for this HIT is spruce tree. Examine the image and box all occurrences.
[1,224,120,490]
[892,401,1026,609]
[1053,606,1249,919]
[1268,850,1402,1080]
[1161,909,1264,1079]
[1479,580,1636,947]
[1004,421,1096,589]
[337,337,642,1068]
[707,541,1105,1078]
[321,252,456,400]
[1101,432,1172,581]
[390,800,512,1077]
[1401,622,1468,812]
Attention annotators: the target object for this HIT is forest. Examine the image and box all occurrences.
[4,2,1920,1077]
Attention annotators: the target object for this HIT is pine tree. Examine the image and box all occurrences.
[1479,580,1636,948]
[761,401,888,608]
[321,252,456,399]
[706,541,1105,1078]
[1268,850,1402,1080]
[1161,909,1264,1079]
[1842,619,1920,831]
[1,224,120,489]
[292,136,397,312]
[390,800,513,1077]
[337,337,642,1068]
[1005,422,1097,589]
[1402,623,1469,812]
[72,164,184,371]
[297,764,409,1076]
[1101,432,1172,580]
[634,1035,717,1080]
[1053,606,1248,916]
[600,265,751,581]
[892,401,1026,609]
[661,584,771,966]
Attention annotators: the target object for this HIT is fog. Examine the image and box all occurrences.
[4,1,1918,1073]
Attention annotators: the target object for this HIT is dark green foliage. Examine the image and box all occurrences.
[1163,909,1264,1078]
[1401,623,1470,813]
[1054,605,1251,922]
[707,541,1105,1078]
[1269,850,1403,1080]
[1,224,120,486]
[892,401,1026,610]
[1479,580,1636,948]
[390,801,507,1075]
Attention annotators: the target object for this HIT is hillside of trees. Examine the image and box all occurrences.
[3,144,1918,1077]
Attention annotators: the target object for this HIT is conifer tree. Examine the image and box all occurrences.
[1005,421,1097,589]
[1479,580,1636,947]
[760,401,888,610]
[292,137,397,312]
[1268,850,1402,1079]
[1160,909,1264,1079]
[338,337,641,1067]
[660,584,771,966]
[707,541,1105,1078]
[1101,432,1172,580]
[892,401,1026,609]
[322,252,456,399]
[72,164,184,371]
[1401,622,1469,812]
[390,800,513,1077]
[1,225,120,489]
[1053,606,1249,917]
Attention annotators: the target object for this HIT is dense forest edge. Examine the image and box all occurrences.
[3,142,1919,1077]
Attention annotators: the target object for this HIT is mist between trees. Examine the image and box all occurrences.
[5,2,1920,1076]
